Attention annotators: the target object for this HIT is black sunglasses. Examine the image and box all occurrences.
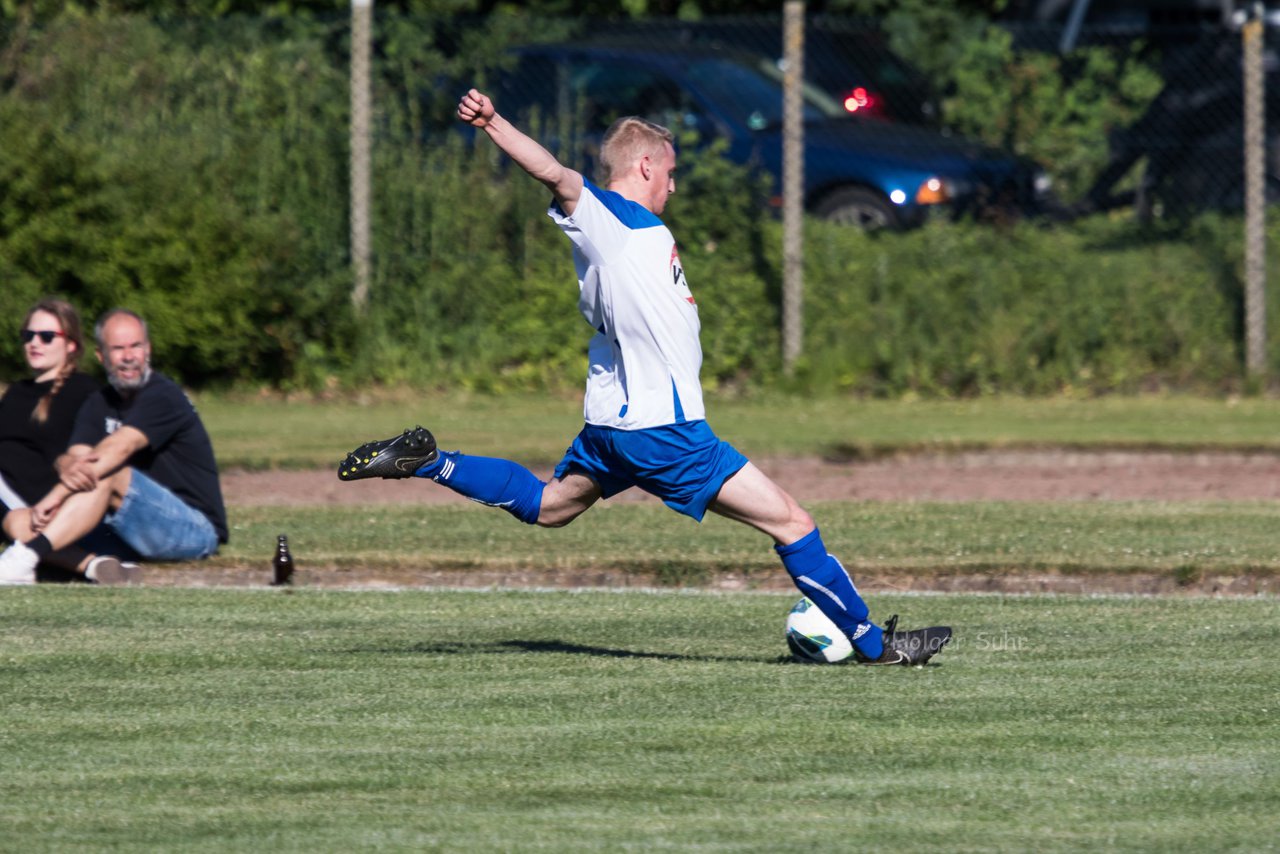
[20,329,66,344]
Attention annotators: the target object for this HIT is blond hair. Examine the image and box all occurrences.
[23,297,85,425]
[598,116,674,185]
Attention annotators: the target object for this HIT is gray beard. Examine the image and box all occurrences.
[108,364,152,394]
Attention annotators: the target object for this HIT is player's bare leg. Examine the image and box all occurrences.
[711,462,950,665]
[708,461,813,546]
[535,472,602,528]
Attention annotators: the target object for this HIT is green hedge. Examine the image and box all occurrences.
[0,15,1273,395]
[800,216,1261,395]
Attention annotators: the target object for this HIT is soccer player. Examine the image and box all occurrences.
[338,88,950,665]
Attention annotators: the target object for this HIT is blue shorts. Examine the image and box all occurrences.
[81,469,219,561]
[553,421,748,521]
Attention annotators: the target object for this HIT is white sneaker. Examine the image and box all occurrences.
[85,555,143,586]
[0,542,39,586]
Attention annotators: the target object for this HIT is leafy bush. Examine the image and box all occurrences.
[0,16,353,386]
[801,215,1259,395]
[881,12,1163,203]
[0,14,1272,397]
[941,26,1162,202]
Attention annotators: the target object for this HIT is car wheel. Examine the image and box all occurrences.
[811,187,899,230]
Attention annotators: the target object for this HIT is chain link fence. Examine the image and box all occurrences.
[1002,19,1279,222]
[1,10,1275,388]
[371,12,1276,229]
[1,12,1272,226]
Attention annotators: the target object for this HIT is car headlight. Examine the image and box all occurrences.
[913,176,970,206]
[1033,170,1053,196]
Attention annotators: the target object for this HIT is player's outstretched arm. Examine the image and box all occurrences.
[457,88,583,214]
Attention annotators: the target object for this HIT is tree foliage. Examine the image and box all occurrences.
[0,6,1268,394]
[1,0,1007,23]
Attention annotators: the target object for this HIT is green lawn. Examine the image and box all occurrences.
[214,501,1280,583]
[8,394,1278,850]
[195,391,1280,585]
[198,392,1280,469]
[1,589,1276,852]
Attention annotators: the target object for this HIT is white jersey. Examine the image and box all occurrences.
[549,180,705,430]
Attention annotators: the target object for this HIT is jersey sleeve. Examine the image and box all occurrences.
[548,180,662,264]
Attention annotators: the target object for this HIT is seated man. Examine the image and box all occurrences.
[0,309,227,584]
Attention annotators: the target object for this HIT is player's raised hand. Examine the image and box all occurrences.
[457,88,495,128]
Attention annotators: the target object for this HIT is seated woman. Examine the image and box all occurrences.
[0,298,139,585]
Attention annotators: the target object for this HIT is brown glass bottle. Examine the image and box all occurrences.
[271,534,294,586]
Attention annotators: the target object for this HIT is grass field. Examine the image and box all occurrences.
[199,392,1280,588]
[2,588,1277,852]
[211,501,1280,585]
[198,392,1280,468]
[6,393,1279,849]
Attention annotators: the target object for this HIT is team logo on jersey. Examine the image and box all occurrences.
[670,245,695,305]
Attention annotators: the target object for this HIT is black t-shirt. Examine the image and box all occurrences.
[0,372,101,505]
[70,372,228,544]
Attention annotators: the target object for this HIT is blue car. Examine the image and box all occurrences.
[488,43,1051,229]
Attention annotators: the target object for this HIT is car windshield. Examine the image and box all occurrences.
[683,57,842,130]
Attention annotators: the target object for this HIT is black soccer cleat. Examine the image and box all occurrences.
[338,426,438,481]
[856,614,952,666]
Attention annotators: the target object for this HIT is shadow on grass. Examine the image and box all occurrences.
[349,639,954,667]
[353,638,787,664]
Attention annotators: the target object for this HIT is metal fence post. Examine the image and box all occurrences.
[1243,2,1267,384]
[350,0,373,314]
[782,1,805,376]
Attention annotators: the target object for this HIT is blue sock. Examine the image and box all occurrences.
[776,528,883,659]
[415,451,544,525]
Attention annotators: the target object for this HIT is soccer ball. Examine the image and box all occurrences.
[785,597,854,664]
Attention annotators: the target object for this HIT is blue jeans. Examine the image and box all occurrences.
[82,469,219,561]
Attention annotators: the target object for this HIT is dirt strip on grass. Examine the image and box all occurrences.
[94,450,1280,595]
[222,450,1280,506]
[135,564,1280,597]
